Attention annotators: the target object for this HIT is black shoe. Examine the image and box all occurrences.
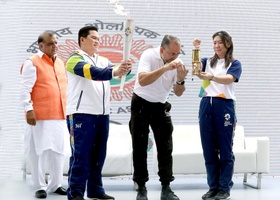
[202,190,219,200]
[70,196,85,200]
[214,190,230,200]
[54,186,67,195]
[35,190,47,199]
[161,185,180,200]
[137,186,148,200]
[89,193,115,200]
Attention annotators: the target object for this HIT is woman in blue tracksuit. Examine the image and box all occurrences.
[193,31,242,200]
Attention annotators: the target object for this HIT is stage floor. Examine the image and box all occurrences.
[1,175,279,200]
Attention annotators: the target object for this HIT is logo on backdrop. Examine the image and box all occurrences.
[26,20,186,117]
[25,20,160,102]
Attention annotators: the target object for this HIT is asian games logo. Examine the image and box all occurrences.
[26,20,157,102]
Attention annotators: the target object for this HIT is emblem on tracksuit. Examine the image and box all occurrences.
[224,113,232,126]
[224,113,230,121]
[75,123,82,128]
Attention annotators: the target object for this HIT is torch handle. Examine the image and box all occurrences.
[118,19,135,95]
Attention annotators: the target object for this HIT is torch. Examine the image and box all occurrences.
[192,47,202,76]
[118,19,135,95]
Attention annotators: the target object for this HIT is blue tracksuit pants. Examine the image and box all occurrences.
[66,114,109,199]
[199,97,235,193]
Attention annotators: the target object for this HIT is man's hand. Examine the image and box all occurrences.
[164,59,182,71]
[26,110,36,126]
[114,59,132,77]
[177,65,189,82]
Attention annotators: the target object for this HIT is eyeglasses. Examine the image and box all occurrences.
[163,47,181,57]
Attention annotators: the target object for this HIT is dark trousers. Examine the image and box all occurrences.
[199,97,235,193]
[66,114,109,199]
[129,93,175,186]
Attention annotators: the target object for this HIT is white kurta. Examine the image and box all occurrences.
[24,120,68,155]
[20,51,68,155]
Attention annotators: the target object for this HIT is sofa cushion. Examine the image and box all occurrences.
[153,124,268,175]
[233,125,245,151]
[102,124,133,176]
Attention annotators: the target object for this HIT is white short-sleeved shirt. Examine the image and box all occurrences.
[133,47,181,103]
[199,58,242,100]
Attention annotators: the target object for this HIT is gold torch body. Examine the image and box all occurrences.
[192,48,202,75]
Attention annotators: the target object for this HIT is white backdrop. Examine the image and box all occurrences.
[0,0,279,180]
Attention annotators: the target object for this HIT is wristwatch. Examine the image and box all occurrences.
[176,80,185,85]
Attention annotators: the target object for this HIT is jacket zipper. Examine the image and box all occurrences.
[102,82,105,114]
[76,90,83,111]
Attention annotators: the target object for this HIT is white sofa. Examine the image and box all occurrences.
[23,123,133,178]
[153,125,270,189]
[23,124,269,189]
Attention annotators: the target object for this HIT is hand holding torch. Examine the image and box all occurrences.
[118,19,135,95]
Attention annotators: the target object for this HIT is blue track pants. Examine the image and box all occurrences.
[199,97,235,193]
[66,114,109,199]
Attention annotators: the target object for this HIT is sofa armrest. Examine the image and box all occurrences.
[245,137,269,173]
